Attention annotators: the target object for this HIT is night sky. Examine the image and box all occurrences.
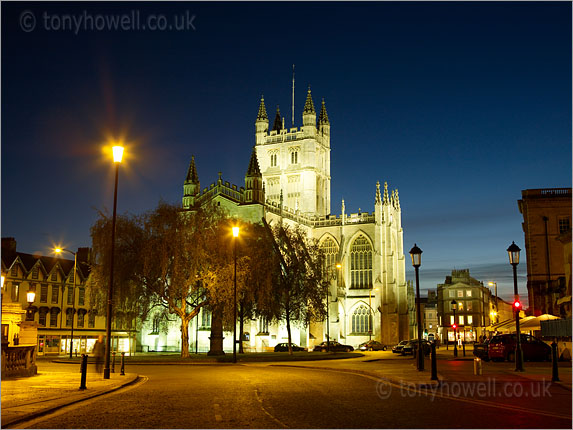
[2,2,571,303]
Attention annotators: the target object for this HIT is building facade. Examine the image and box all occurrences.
[436,269,492,343]
[518,188,572,317]
[1,238,135,356]
[141,89,410,352]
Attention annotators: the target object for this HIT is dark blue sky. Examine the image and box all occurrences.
[2,2,571,303]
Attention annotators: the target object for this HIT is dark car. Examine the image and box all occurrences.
[274,343,305,352]
[392,340,410,354]
[473,339,490,361]
[488,334,551,362]
[359,340,387,351]
[313,341,354,352]
[401,339,431,356]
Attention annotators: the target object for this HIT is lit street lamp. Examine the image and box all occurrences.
[26,289,36,321]
[232,226,239,364]
[55,247,77,358]
[409,244,424,371]
[488,281,498,325]
[507,241,524,372]
[104,145,124,379]
[451,299,458,358]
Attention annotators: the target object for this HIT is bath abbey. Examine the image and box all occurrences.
[141,89,410,353]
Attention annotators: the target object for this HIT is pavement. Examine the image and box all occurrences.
[1,348,571,428]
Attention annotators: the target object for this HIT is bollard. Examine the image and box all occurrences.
[120,352,125,376]
[430,342,438,381]
[112,351,116,373]
[79,354,88,390]
[462,342,466,357]
[551,341,560,382]
[473,357,482,376]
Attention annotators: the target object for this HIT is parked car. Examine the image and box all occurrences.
[401,339,431,356]
[473,339,491,361]
[488,334,551,362]
[313,341,354,352]
[274,343,306,352]
[359,340,387,351]
[392,340,410,354]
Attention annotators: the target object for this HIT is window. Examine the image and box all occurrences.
[290,150,298,164]
[450,315,454,325]
[350,235,373,289]
[466,290,472,297]
[32,267,39,280]
[88,312,96,328]
[352,305,372,334]
[459,316,465,325]
[77,312,85,328]
[457,290,463,297]
[78,288,85,306]
[50,309,59,327]
[559,217,570,234]
[151,317,160,334]
[258,317,269,334]
[449,290,455,298]
[467,315,473,325]
[40,284,48,303]
[66,310,73,327]
[51,271,57,281]
[321,237,339,276]
[11,283,20,302]
[10,265,18,277]
[39,309,47,327]
[51,286,59,304]
[270,153,277,167]
[458,302,463,311]
[467,302,473,311]
[67,286,73,305]
[200,309,211,329]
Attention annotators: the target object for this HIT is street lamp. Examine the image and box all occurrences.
[451,299,458,358]
[26,289,36,321]
[409,244,424,371]
[507,241,524,372]
[232,226,239,364]
[104,145,124,379]
[55,247,77,359]
[488,281,498,325]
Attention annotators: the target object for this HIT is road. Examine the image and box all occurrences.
[20,361,572,429]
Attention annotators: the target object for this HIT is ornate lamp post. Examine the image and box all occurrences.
[409,244,424,371]
[232,226,239,364]
[451,299,458,358]
[104,145,124,379]
[507,241,524,372]
[55,247,77,358]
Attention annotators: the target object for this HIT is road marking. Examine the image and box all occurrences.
[254,389,289,428]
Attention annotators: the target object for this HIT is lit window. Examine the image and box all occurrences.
[466,290,472,297]
[467,315,473,325]
[259,316,269,334]
[350,235,373,289]
[467,302,472,311]
[457,290,463,297]
[459,316,465,325]
[450,315,455,325]
[11,283,20,302]
[352,305,372,334]
[321,237,339,276]
[201,309,211,329]
[559,217,571,234]
[458,302,463,311]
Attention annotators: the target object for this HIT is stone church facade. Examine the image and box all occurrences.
[139,89,409,352]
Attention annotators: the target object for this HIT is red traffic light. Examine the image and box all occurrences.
[513,301,522,310]
[452,324,457,330]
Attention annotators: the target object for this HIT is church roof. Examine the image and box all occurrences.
[303,87,315,114]
[256,95,268,121]
[185,156,199,184]
[272,106,282,132]
[318,98,329,124]
[246,147,261,176]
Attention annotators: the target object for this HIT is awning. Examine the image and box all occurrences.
[520,314,560,331]
[490,316,537,333]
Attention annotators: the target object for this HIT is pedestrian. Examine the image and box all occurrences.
[92,335,105,373]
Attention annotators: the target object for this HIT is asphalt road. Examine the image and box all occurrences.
[22,363,572,429]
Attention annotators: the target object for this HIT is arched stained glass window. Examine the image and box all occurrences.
[351,305,372,334]
[350,235,373,289]
[320,237,339,275]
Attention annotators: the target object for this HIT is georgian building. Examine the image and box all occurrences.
[140,89,410,353]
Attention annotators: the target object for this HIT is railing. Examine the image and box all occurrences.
[522,188,572,198]
[264,201,376,228]
[1,344,37,378]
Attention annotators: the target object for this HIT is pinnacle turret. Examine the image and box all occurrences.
[256,95,268,121]
[375,181,382,205]
[303,86,316,114]
[246,146,261,176]
[185,155,199,184]
[272,106,282,131]
[318,98,329,124]
[383,182,389,205]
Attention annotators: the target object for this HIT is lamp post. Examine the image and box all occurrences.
[451,299,458,358]
[507,241,524,372]
[232,226,239,364]
[104,145,124,379]
[26,290,36,321]
[55,248,77,358]
[409,244,424,371]
[488,281,498,325]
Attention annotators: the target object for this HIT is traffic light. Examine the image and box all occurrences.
[513,300,522,311]
[452,323,457,330]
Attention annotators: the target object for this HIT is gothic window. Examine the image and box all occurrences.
[77,312,85,328]
[320,237,339,275]
[50,309,59,327]
[258,316,269,334]
[40,284,48,303]
[88,312,96,328]
[67,286,73,305]
[78,288,85,306]
[290,151,298,164]
[51,286,59,304]
[32,266,39,280]
[51,271,57,281]
[349,235,373,289]
[351,305,372,334]
[39,309,47,327]
[270,153,277,167]
[66,309,73,327]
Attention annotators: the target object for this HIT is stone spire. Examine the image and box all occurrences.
[391,190,396,207]
[246,146,261,176]
[395,189,400,209]
[375,181,382,205]
[272,105,282,131]
[318,98,330,125]
[383,182,389,205]
[303,86,316,114]
[185,155,199,184]
[302,86,316,127]
[245,146,263,203]
[256,95,268,121]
